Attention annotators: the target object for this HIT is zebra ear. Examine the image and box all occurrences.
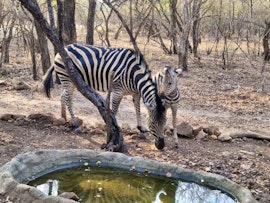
[145,102,155,110]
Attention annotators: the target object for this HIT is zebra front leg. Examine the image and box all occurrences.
[171,105,179,149]
[133,94,147,133]
[61,86,81,133]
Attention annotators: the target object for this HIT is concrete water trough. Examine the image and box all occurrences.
[0,149,257,203]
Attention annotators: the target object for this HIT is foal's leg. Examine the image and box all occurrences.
[171,104,179,149]
[133,94,147,133]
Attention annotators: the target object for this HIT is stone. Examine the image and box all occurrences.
[195,130,207,140]
[28,113,56,124]
[95,122,106,129]
[121,123,131,131]
[73,117,83,127]
[177,122,194,138]
[218,133,232,142]
[59,192,80,201]
[92,128,104,135]
[53,118,66,126]
[210,135,218,140]
[14,83,31,90]
[0,80,7,86]
[193,126,203,136]
[203,125,221,136]
[0,114,14,121]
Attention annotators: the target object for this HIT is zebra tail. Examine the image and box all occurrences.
[43,65,54,98]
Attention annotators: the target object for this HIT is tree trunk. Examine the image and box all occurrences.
[263,20,270,61]
[170,0,178,54]
[47,0,55,31]
[192,0,202,58]
[47,0,56,56]
[2,17,15,63]
[56,0,63,44]
[28,28,37,80]
[178,0,191,71]
[62,0,76,44]
[19,0,126,152]
[34,20,51,74]
[86,0,96,45]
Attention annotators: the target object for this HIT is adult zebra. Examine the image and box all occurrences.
[43,43,166,150]
[153,66,182,148]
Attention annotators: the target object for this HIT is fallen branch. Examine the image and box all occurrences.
[229,130,270,141]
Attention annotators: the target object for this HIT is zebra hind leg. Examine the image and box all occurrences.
[61,85,82,133]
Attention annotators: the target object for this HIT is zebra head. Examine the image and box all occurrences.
[145,91,167,150]
[161,66,182,97]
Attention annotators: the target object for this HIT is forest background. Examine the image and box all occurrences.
[0,0,270,202]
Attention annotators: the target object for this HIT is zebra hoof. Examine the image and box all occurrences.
[137,126,148,133]
[74,127,82,134]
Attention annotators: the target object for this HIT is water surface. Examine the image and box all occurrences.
[28,166,237,203]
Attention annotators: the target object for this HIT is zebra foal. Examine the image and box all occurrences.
[43,43,166,150]
[153,66,182,148]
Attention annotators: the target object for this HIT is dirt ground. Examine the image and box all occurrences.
[0,50,270,202]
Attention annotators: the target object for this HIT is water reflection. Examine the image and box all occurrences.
[152,190,167,203]
[36,180,58,196]
[175,181,236,203]
[28,167,236,203]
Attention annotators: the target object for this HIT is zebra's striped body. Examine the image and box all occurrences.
[152,66,182,148]
[43,44,166,150]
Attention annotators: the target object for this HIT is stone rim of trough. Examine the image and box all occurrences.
[0,149,257,203]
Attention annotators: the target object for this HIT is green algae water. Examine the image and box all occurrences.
[28,166,237,203]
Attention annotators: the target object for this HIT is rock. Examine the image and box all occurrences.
[1,114,27,121]
[222,151,231,157]
[210,135,218,140]
[177,122,194,138]
[14,81,31,90]
[121,123,131,131]
[95,122,106,129]
[203,125,221,136]
[1,114,15,121]
[92,128,104,135]
[53,118,66,126]
[240,162,253,170]
[193,126,203,136]
[195,130,207,140]
[73,117,83,126]
[0,79,7,86]
[59,192,80,201]
[28,113,56,124]
[218,133,232,142]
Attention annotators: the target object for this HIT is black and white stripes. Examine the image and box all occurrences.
[153,66,182,148]
[43,43,166,150]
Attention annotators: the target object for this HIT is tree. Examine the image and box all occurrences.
[62,0,76,44]
[170,0,178,54]
[35,19,51,74]
[263,20,270,61]
[86,0,96,45]
[56,0,76,45]
[19,0,126,152]
[178,0,192,71]
[1,16,15,63]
